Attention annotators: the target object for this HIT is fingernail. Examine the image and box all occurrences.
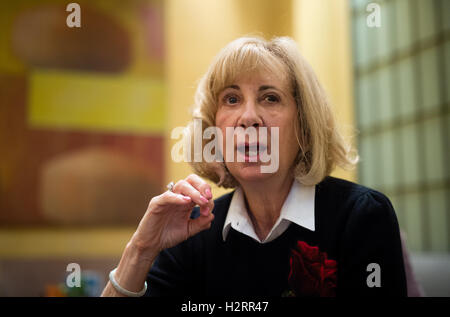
[205,188,212,199]
[200,195,209,204]
[182,196,191,201]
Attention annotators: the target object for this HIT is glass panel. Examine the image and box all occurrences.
[357,75,372,129]
[365,13,381,65]
[401,124,420,185]
[420,46,441,111]
[427,188,449,252]
[442,0,450,32]
[352,0,371,11]
[423,117,444,182]
[368,72,381,126]
[352,0,449,254]
[402,192,424,252]
[378,67,394,123]
[447,113,450,154]
[395,0,414,51]
[393,130,404,184]
[378,0,394,59]
[446,41,450,104]
[417,0,438,41]
[397,57,416,118]
[390,63,402,120]
[380,130,396,188]
[354,14,369,67]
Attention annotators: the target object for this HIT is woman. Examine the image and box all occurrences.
[101,36,407,297]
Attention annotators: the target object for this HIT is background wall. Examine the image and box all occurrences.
[0,0,166,296]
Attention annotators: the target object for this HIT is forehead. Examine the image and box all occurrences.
[225,69,289,89]
[209,44,293,97]
[218,66,292,97]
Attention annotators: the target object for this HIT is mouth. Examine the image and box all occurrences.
[236,142,267,162]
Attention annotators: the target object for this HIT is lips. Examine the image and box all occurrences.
[236,142,267,161]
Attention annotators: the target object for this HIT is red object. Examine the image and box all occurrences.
[288,241,338,297]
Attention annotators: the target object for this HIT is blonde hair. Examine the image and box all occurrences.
[186,36,358,188]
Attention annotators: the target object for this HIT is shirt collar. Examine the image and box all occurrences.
[222,179,315,243]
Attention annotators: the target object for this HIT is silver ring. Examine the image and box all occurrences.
[166,181,175,192]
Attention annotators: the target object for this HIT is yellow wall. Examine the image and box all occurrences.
[293,0,357,181]
[28,70,165,134]
[0,228,133,259]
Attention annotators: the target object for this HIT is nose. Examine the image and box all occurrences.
[237,100,263,128]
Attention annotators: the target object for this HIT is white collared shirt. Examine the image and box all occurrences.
[222,180,316,244]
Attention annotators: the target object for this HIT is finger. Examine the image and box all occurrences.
[152,190,192,208]
[173,180,210,208]
[204,199,214,217]
[188,213,215,237]
[184,175,214,216]
[185,174,213,200]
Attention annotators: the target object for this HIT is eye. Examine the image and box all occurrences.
[263,94,280,103]
[222,93,240,105]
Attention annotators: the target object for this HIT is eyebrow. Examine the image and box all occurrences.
[258,85,278,91]
[223,85,279,91]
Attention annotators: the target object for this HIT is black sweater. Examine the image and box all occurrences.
[145,176,407,296]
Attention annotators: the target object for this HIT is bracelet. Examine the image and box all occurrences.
[109,268,147,297]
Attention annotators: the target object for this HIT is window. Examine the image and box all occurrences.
[351,0,449,252]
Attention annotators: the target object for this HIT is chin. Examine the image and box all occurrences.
[230,164,274,183]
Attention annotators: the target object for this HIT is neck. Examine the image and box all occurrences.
[240,175,294,241]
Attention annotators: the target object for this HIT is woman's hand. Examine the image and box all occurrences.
[130,174,215,260]
[101,173,214,296]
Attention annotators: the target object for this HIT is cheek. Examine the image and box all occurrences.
[215,108,229,129]
[278,117,299,159]
[215,110,231,151]
[215,111,227,137]
[283,118,297,140]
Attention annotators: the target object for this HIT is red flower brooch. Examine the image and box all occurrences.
[284,241,338,297]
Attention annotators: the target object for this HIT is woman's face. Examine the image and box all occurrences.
[215,69,299,185]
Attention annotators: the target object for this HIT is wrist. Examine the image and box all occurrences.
[113,241,157,294]
[126,236,160,265]
[109,268,147,297]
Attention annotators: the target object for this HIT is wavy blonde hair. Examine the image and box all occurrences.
[186,36,358,188]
